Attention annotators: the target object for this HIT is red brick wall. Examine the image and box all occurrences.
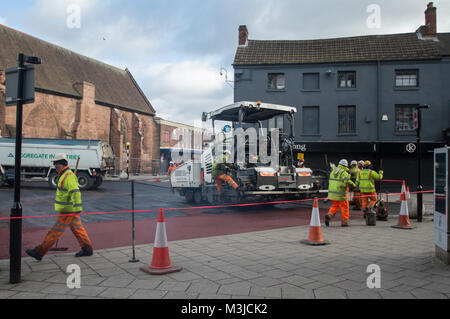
[0,80,160,175]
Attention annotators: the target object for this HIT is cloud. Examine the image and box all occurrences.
[4,0,448,126]
[133,59,234,124]
[0,17,5,25]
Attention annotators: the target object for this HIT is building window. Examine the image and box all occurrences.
[395,105,417,132]
[267,73,285,90]
[302,106,320,135]
[338,71,356,88]
[163,130,170,143]
[395,70,419,87]
[302,73,320,90]
[338,106,356,134]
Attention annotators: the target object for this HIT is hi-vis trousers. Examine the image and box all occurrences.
[361,192,377,211]
[327,200,349,224]
[214,174,239,195]
[35,214,93,256]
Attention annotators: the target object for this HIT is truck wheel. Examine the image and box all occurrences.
[91,176,103,190]
[185,190,194,203]
[193,191,202,204]
[77,172,94,190]
[48,171,58,189]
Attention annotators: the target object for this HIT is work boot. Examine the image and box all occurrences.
[75,247,93,257]
[25,249,42,261]
[325,215,331,227]
[341,222,349,227]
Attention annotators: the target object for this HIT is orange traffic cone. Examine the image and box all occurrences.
[391,182,415,230]
[301,197,330,245]
[406,186,411,200]
[140,208,182,275]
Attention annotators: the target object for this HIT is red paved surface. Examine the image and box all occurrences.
[0,205,364,259]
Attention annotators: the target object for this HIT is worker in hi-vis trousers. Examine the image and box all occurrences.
[211,153,239,198]
[325,159,356,227]
[349,160,362,210]
[26,153,93,261]
[356,160,384,215]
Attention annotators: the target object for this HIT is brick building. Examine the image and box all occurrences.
[155,118,204,174]
[0,24,159,174]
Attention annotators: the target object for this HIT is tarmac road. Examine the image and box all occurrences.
[0,180,364,259]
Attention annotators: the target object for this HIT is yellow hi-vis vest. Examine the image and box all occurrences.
[328,165,355,201]
[356,169,383,193]
[55,168,82,213]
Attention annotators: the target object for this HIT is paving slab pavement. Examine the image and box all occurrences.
[0,213,448,299]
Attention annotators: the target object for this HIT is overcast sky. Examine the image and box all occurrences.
[1,0,449,125]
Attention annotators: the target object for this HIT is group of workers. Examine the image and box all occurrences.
[326,159,383,227]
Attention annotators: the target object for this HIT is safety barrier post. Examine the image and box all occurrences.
[126,142,130,179]
[129,180,139,263]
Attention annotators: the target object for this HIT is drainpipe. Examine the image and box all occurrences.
[376,60,381,168]
[109,107,114,147]
[376,60,382,195]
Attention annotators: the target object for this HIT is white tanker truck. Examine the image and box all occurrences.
[0,138,115,190]
[170,101,327,204]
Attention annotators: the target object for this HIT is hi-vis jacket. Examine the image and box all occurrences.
[55,167,82,213]
[349,166,361,191]
[328,165,355,201]
[356,169,383,193]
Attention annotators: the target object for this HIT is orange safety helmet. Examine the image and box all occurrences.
[364,160,372,166]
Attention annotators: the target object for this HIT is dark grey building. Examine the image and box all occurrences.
[232,3,450,190]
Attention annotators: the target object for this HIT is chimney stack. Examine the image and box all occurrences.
[425,2,437,35]
[238,25,248,47]
[417,2,437,39]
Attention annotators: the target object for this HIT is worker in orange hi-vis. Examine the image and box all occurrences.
[325,159,356,227]
[167,161,176,192]
[211,152,239,198]
[25,153,93,261]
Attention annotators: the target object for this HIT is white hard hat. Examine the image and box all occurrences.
[339,159,348,167]
[170,161,174,164]
[53,153,67,163]
[358,160,365,166]
[350,160,357,166]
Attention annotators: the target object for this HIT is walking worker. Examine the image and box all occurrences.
[211,152,239,198]
[349,160,361,210]
[356,160,384,214]
[325,159,355,227]
[25,153,93,261]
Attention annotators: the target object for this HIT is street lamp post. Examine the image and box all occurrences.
[9,53,41,284]
[415,104,430,223]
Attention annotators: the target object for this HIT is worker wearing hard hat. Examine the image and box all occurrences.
[25,153,93,260]
[356,160,383,214]
[358,160,364,170]
[211,151,239,198]
[325,159,356,227]
[349,160,362,210]
[167,161,177,192]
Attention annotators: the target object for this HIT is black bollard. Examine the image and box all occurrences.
[129,180,139,263]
